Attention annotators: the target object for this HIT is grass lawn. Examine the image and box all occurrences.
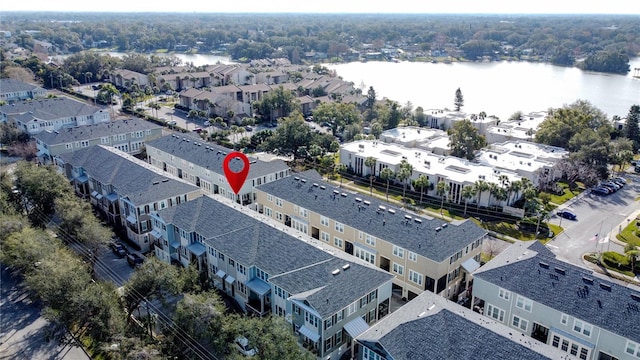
[478,220,561,243]
[616,219,640,247]
[541,181,584,205]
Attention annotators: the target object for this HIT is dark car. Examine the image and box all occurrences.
[556,210,577,220]
[110,241,127,257]
[127,253,144,268]
[591,188,609,196]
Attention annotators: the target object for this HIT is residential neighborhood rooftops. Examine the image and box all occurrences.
[157,195,332,277]
[270,257,393,317]
[34,118,161,145]
[145,134,289,180]
[0,78,45,94]
[341,140,522,186]
[379,126,447,145]
[0,96,106,120]
[57,145,200,205]
[474,241,640,343]
[475,140,568,172]
[356,290,564,360]
[257,170,487,262]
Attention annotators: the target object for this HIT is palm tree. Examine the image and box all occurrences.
[487,182,499,208]
[507,180,522,205]
[380,168,395,201]
[474,180,489,208]
[396,160,413,204]
[625,244,640,274]
[413,174,430,205]
[461,185,476,216]
[335,164,347,187]
[494,187,508,207]
[365,157,377,196]
[436,180,450,217]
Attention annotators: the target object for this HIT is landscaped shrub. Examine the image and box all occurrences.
[602,251,630,270]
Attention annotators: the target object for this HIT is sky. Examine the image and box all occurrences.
[3,0,640,14]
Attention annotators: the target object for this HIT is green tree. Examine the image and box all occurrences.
[170,291,227,354]
[371,122,383,139]
[253,86,299,121]
[454,87,464,111]
[474,180,489,208]
[436,180,450,217]
[312,102,361,137]
[365,156,377,196]
[461,185,476,216]
[232,316,314,360]
[625,105,640,153]
[396,160,413,204]
[260,112,312,159]
[14,162,72,226]
[412,174,430,205]
[380,168,395,201]
[625,244,640,274]
[448,119,487,160]
[335,163,347,187]
[123,258,185,317]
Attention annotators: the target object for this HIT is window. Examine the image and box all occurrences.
[348,301,358,315]
[236,263,246,275]
[560,313,569,325]
[498,288,510,301]
[485,304,505,322]
[275,212,283,221]
[355,248,376,264]
[321,231,330,242]
[515,296,532,312]
[325,337,332,352]
[365,234,376,246]
[275,198,283,207]
[334,330,342,346]
[219,253,225,261]
[65,143,72,149]
[229,258,235,267]
[573,319,592,337]
[320,216,329,227]
[392,245,404,258]
[335,222,344,233]
[561,340,569,352]
[552,335,560,347]
[362,347,382,360]
[334,237,343,248]
[267,194,273,202]
[627,341,640,357]
[299,207,308,218]
[512,315,528,331]
[571,344,578,356]
[408,251,417,262]
[392,263,404,275]
[264,207,273,217]
[579,348,588,360]
[408,270,423,285]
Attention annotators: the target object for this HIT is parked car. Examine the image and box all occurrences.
[556,210,577,220]
[127,253,144,268]
[110,241,127,257]
[244,125,253,131]
[234,337,256,357]
[167,120,177,126]
[591,188,609,196]
[612,176,626,184]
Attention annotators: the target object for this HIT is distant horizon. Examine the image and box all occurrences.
[4,11,640,16]
[3,0,639,15]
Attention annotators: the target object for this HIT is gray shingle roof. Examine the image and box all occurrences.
[146,135,289,180]
[0,96,105,120]
[0,78,44,94]
[257,170,487,262]
[158,196,392,317]
[158,196,332,276]
[474,242,640,342]
[357,291,562,360]
[269,257,393,318]
[34,118,161,145]
[57,145,199,205]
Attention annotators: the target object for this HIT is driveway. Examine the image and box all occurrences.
[546,174,640,266]
[0,266,90,360]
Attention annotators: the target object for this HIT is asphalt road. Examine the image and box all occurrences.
[546,173,640,266]
[0,266,89,360]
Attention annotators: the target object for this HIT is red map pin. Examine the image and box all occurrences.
[223,151,250,195]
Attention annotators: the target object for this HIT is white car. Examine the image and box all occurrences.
[234,337,256,356]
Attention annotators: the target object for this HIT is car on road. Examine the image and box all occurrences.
[556,210,577,220]
[126,253,144,268]
[234,337,256,357]
[110,241,127,257]
[166,120,177,126]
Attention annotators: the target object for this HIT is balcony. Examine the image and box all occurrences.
[246,300,271,317]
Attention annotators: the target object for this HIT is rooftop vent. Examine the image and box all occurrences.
[378,205,386,211]
[554,267,566,275]
[313,183,319,187]
[599,283,611,291]
[320,186,326,190]
[340,193,347,197]
[161,179,169,183]
[582,277,594,284]
[435,227,441,232]
[539,262,549,269]
[363,200,371,205]
[414,218,422,224]
[294,177,300,181]
[355,197,362,202]
[332,269,340,276]
[152,181,160,185]
[388,209,396,214]
[405,215,412,220]
[442,223,448,228]
[632,294,640,302]
[342,264,350,270]
[333,190,340,195]
[301,179,307,183]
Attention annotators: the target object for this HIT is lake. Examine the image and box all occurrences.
[326,58,640,120]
